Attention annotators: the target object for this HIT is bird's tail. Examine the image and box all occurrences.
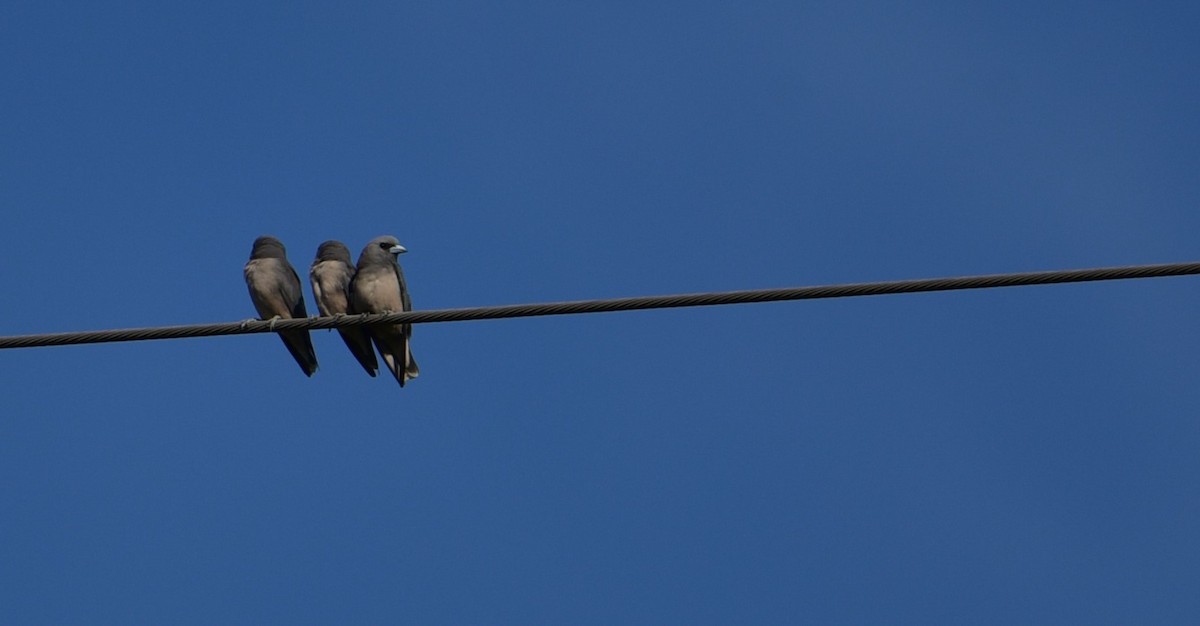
[404,347,420,383]
[280,330,319,377]
[337,327,379,377]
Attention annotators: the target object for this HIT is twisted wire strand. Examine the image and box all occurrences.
[1,261,1197,350]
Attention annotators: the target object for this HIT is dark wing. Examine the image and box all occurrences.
[340,277,379,377]
[284,263,309,319]
[278,261,318,376]
[392,260,419,382]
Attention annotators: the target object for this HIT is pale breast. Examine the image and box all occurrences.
[244,259,293,318]
[311,264,351,315]
[352,269,403,313]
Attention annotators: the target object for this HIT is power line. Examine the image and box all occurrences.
[1,260,1197,351]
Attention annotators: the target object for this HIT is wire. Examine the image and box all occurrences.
[1,260,1197,351]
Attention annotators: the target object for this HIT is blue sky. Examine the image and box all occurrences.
[2,1,1199,623]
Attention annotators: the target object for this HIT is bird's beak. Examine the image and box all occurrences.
[389,244,408,255]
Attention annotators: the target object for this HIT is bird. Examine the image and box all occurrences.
[243,235,319,376]
[309,240,378,377]
[350,235,420,387]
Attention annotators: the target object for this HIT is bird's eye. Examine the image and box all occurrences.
[379,242,391,250]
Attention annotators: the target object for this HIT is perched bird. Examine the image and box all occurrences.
[309,240,378,377]
[350,235,420,387]
[243,235,319,376]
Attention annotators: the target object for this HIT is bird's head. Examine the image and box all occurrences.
[373,236,407,257]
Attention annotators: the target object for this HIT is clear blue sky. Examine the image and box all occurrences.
[2,2,1199,623]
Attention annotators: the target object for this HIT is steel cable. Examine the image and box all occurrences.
[1,261,1197,350]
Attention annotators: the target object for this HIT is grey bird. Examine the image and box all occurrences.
[350,235,420,386]
[244,235,319,376]
[310,240,379,377]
